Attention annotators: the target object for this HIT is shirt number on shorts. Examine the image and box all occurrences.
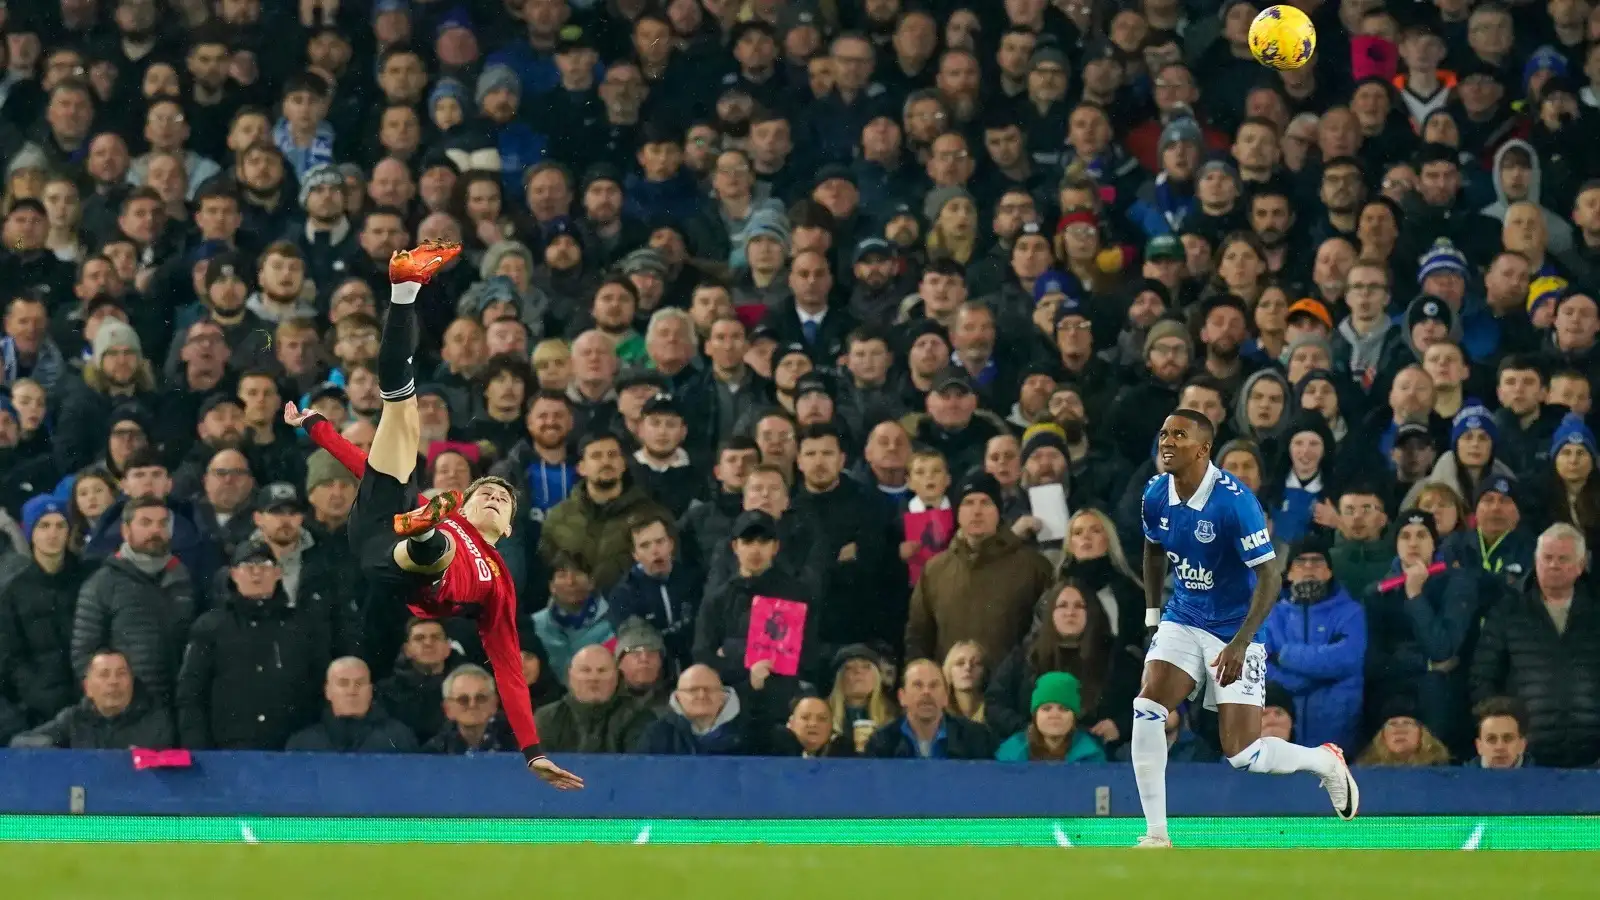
[474,559,492,582]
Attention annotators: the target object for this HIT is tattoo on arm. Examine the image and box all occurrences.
[1143,540,1167,612]
[1235,555,1284,645]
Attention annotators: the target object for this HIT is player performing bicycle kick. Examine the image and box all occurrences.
[1132,410,1355,846]
[284,240,581,790]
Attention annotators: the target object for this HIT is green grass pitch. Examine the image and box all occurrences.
[5,844,1598,900]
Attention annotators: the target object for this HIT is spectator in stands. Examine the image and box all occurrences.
[635,663,754,755]
[768,694,856,757]
[987,578,1140,752]
[532,551,615,684]
[1443,475,1534,589]
[1356,698,1452,767]
[53,321,157,475]
[0,496,89,729]
[425,664,518,755]
[9,649,174,750]
[605,614,668,701]
[905,472,1053,666]
[826,644,900,754]
[678,436,760,572]
[285,657,418,753]
[607,514,702,672]
[1054,508,1147,644]
[1260,536,1367,751]
[1469,696,1536,769]
[533,644,654,753]
[541,431,670,592]
[1543,414,1600,538]
[942,640,1018,738]
[1327,483,1392,599]
[83,450,219,595]
[1472,524,1600,767]
[175,540,328,750]
[304,450,357,540]
[864,658,997,760]
[1365,510,1479,751]
[71,497,194,707]
[994,672,1107,763]
[377,618,464,744]
[1262,684,1296,741]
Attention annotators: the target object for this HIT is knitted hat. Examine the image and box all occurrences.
[1476,473,1517,506]
[954,471,1003,511]
[1020,422,1068,464]
[1293,368,1337,407]
[1416,238,1469,284]
[92,321,141,366]
[1197,158,1241,190]
[1450,403,1496,447]
[1552,413,1598,460]
[922,185,974,223]
[429,76,471,115]
[1159,116,1203,156]
[1528,276,1568,316]
[614,616,666,660]
[1394,508,1438,546]
[740,207,791,253]
[1030,671,1083,716]
[297,164,344,207]
[1524,45,1570,90]
[475,64,521,106]
[1264,682,1294,716]
[1032,269,1078,304]
[1143,319,1192,359]
[305,449,357,493]
[21,495,67,541]
[1406,293,1457,333]
[620,248,667,278]
[1286,332,1334,364]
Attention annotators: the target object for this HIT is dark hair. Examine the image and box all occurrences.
[83,647,130,678]
[718,434,760,456]
[530,388,572,409]
[283,70,332,100]
[847,324,893,350]
[476,353,535,401]
[1170,407,1216,443]
[122,448,166,473]
[194,180,241,209]
[1472,696,1528,735]
[464,474,518,519]
[360,206,407,230]
[1025,578,1111,715]
[922,257,966,279]
[627,512,676,544]
[120,495,169,525]
[405,616,445,639]
[796,422,842,448]
[548,549,592,576]
[1496,353,1547,382]
[577,430,623,457]
[1179,375,1227,404]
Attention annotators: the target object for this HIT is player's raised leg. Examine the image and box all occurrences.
[1132,621,1204,848]
[370,240,458,481]
[1217,701,1358,819]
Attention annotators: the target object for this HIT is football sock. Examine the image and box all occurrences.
[404,528,449,567]
[1130,697,1170,838]
[378,282,420,401]
[1228,736,1338,778]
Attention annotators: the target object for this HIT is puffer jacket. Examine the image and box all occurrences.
[71,554,194,707]
[533,691,656,753]
[1472,582,1600,767]
[1260,581,1367,750]
[0,554,92,723]
[905,530,1055,666]
[8,687,174,749]
[175,585,330,750]
[539,479,671,592]
[531,596,616,683]
[1363,560,1480,752]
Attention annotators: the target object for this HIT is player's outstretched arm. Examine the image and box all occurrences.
[479,610,584,790]
[286,402,368,477]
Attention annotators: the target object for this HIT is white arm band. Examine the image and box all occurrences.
[1145,608,1162,628]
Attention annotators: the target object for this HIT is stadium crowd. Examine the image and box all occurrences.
[0,0,1599,771]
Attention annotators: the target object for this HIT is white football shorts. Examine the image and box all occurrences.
[1144,621,1267,710]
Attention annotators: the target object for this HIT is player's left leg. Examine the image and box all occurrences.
[1216,703,1360,820]
[368,240,460,483]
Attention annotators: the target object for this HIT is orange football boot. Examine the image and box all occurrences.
[388,239,462,285]
[394,490,463,537]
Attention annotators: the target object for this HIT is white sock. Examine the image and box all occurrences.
[1228,736,1337,778]
[1130,698,1170,838]
[390,281,421,306]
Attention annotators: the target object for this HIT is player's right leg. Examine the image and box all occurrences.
[368,240,460,483]
[1131,623,1204,847]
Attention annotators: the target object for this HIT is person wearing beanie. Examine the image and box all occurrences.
[612,616,673,706]
[995,671,1108,762]
[1354,692,1453,766]
[1433,403,1516,508]
[1127,116,1201,242]
[1104,317,1189,463]
[1261,411,1337,545]
[1401,293,1461,365]
[304,449,358,536]
[1367,507,1479,757]
[1440,472,1534,586]
[1549,413,1600,533]
[905,469,1054,667]
[1102,279,1172,371]
[51,319,155,475]
[475,64,522,109]
[0,494,92,728]
[1259,533,1366,750]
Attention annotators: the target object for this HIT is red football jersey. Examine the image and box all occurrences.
[407,514,540,755]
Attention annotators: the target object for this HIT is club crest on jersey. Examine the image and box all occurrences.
[1194,520,1216,544]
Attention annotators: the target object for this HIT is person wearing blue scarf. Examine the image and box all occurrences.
[1126,117,1201,239]
[1364,510,1480,755]
[531,552,615,685]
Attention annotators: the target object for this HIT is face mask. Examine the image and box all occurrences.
[1290,579,1329,603]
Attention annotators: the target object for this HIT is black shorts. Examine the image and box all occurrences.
[351,467,424,588]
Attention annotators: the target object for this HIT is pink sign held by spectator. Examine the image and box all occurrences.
[132,748,193,770]
[745,595,807,676]
[903,508,955,585]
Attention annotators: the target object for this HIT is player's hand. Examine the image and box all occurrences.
[528,756,584,790]
[1402,559,1432,598]
[749,659,773,690]
[283,401,312,428]
[1210,640,1249,688]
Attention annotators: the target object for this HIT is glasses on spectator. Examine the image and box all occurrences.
[933,150,970,162]
[451,692,493,707]
[1058,321,1091,332]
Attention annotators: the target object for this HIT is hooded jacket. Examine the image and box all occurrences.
[1233,368,1293,458]
[1260,580,1366,750]
[633,686,750,755]
[1365,554,1481,749]
[1479,139,1575,255]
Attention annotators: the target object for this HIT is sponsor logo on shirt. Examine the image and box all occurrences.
[1167,552,1215,591]
[1241,528,1272,552]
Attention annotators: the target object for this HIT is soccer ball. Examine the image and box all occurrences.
[1248,5,1316,71]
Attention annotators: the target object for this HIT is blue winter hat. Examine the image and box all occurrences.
[1450,403,1496,446]
[1032,269,1077,304]
[429,77,472,115]
[1523,46,1569,90]
[21,494,67,541]
[1552,413,1598,460]
[1416,238,1468,284]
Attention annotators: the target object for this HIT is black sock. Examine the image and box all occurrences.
[405,528,448,567]
[378,299,418,401]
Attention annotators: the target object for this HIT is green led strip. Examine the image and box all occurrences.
[2,816,1596,849]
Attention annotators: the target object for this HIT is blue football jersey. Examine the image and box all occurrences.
[1141,463,1277,640]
